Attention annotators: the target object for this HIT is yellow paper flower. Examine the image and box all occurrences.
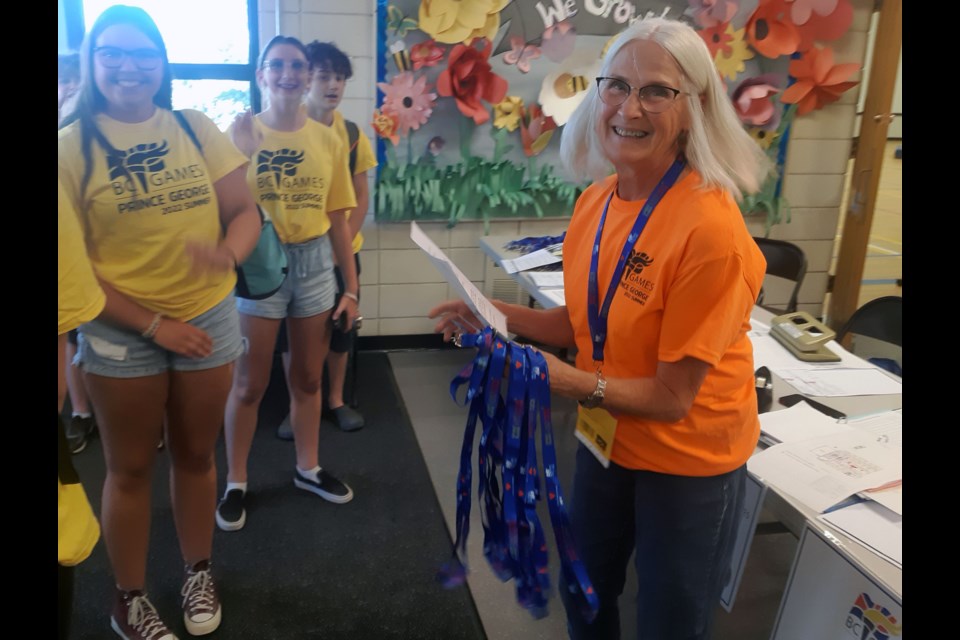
[418,0,509,45]
[748,126,780,150]
[492,96,523,131]
[714,25,754,81]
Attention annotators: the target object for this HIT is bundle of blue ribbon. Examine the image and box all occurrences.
[436,326,599,623]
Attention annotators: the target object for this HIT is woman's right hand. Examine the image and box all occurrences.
[230,110,262,158]
[152,319,214,359]
[428,299,483,343]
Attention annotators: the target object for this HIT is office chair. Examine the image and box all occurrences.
[836,296,902,375]
[753,237,807,313]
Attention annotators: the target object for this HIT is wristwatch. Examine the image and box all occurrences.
[579,370,607,408]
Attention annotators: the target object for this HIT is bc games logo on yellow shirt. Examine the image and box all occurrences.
[256,148,305,187]
[107,141,170,194]
[845,592,901,640]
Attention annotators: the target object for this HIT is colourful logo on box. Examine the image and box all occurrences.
[846,592,902,640]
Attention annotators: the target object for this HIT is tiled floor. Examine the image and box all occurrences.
[389,348,798,640]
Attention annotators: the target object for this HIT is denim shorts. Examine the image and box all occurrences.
[236,234,336,319]
[77,293,244,379]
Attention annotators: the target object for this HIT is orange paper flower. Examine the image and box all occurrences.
[437,39,508,125]
[795,0,854,51]
[780,46,859,115]
[372,108,400,146]
[746,0,801,59]
[699,22,734,59]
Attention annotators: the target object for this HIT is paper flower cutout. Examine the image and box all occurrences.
[786,0,837,25]
[410,39,444,70]
[540,20,576,63]
[699,22,734,59]
[492,96,523,132]
[795,0,853,51]
[746,0,801,59]
[538,50,601,127]
[780,46,859,115]
[377,72,438,136]
[748,126,781,150]
[503,36,541,74]
[372,108,400,146]
[732,74,783,129]
[688,0,739,28]
[714,25,754,81]
[436,39,508,125]
[418,0,509,45]
[518,104,558,157]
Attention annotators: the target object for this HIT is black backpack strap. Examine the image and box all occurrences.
[174,110,203,155]
[345,119,359,175]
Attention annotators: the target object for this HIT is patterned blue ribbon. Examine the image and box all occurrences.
[438,327,599,623]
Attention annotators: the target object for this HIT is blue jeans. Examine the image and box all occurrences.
[560,445,746,640]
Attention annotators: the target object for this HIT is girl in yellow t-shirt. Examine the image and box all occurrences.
[57,6,260,638]
[218,36,360,533]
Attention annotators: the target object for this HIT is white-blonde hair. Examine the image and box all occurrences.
[560,17,772,200]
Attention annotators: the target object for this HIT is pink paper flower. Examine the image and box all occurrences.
[410,39,444,70]
[731,74,783,130]
[785,0,838,25]
[437,38,508,125]
[688,0,739,28]
[377,72,438,136]
[540,20,576,63]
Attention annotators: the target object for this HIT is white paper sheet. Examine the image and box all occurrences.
[410,222,508,336]
[540,289,566,306]
[819,501,902,567]
[747,429,902,513]
[500,248,562,274]
[759,401,855,444]
[776,368,902,397]
[526,271,564,288]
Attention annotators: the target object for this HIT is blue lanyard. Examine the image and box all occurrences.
[587,157,686,363]
[439,327,600,623]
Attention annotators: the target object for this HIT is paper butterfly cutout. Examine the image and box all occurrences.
[387,5,418,37]
[503,36,541,74]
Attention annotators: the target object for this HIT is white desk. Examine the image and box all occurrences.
[478,234,903,621]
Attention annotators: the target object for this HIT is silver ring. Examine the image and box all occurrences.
[354,316,363,331]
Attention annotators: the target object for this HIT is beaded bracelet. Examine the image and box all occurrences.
[142,313,163,340]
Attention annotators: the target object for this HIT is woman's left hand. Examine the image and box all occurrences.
[332,294,361,332]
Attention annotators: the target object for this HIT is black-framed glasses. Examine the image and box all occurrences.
[93,46,163,71]
[596,77,684,113]
[264,59,308,74]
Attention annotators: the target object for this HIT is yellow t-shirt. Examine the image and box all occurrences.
[58,178,105,335]
[242,117,357,245]
[327,111,377,254]
[563,171,766,476]
[58,109,248,321]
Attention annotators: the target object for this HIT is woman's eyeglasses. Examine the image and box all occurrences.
[93,46,163,71]
[596,77,684,113]
[264,59,308,74]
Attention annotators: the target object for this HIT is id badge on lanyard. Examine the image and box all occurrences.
[580,157,686,468]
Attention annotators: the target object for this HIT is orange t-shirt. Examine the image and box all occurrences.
[562,171,766,475]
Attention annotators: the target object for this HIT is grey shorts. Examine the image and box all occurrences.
[236,234,336,319]
[77,293,244,378]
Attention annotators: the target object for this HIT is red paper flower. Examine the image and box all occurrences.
[699,22,734,58]
[518,104,557,157]
[794,0,854,51]
[780,46,859,115]
[436,39,508,125]
[746,0,801,59]
[410,39,444,70]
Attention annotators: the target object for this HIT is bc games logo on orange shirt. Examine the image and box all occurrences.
[845,592,901,640]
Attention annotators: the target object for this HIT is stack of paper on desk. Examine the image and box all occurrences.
[749,411,902,514]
